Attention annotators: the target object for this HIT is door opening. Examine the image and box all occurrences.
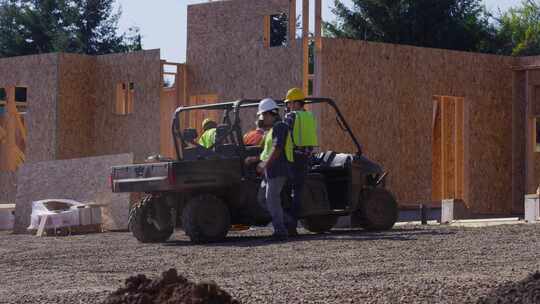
[432,96,465,201]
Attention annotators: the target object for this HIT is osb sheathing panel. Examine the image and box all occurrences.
[187,0,302,102]
[319,38,514,215]
[0,54,59,163]
[57,54,97,159]
[0,172,16,204]
[94,50,161,162]
[13,154,133,233]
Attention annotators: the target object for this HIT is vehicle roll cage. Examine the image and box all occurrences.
[171,98,362,160]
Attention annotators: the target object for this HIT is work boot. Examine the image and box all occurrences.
[266,233,288,242]
[287,226,299,237]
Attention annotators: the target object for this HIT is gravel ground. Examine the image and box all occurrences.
[1,224,540,304]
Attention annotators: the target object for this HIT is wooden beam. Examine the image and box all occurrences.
[4,86,18,171]
[302,0,309,96]
[0,126,5,143]
[315,0,322,50]
[263,15,271,48]
[526,71,536,194]
[455,97,464,200]
[289,0,296,45]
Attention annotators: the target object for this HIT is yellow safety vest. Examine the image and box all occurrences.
[291,111,318,147]
[260,130,294,162]
[198,128,216,148]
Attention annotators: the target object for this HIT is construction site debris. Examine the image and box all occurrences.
[102,269,240,304]
[27,199,103,236]
[477,272,540,304]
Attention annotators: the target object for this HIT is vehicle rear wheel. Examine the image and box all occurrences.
[129,195,174,243]
[301,215,338,233]
[354,188,398,231]
[182,194,230,243]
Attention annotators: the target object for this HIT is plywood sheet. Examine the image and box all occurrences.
[0,172,16,204]
[94,50,162,162]
[0,53,59,163]
[319,38,514,215]
[57,54,97,160]
[187,0,303,102]
[13,154,133,233]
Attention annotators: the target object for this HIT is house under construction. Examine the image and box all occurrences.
[1,0,540,224]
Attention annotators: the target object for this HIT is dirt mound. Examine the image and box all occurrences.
[102,269,240,304]
[478,272,540,304]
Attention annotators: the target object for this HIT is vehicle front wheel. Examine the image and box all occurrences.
[182,194,231,243]
[353,188,398,231]
[129,195,174,243]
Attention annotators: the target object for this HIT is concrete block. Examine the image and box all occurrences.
[524,194,540,223]
[441,199,470,224]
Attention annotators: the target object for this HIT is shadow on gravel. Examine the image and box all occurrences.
[163,228,455,247]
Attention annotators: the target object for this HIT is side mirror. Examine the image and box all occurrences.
[183,128,198,143]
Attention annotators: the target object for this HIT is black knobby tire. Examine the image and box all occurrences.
[182,194,231,243]
[355,188,398,231]
[129,195,174,243]
[301,215,338,233]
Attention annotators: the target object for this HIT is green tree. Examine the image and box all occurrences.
[496,0,540,56]
[0,0,142,58]
[324,0,496,53]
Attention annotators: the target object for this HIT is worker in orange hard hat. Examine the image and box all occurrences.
[283,87,319,237]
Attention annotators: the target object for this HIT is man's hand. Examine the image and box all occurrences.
[244,156,260,165]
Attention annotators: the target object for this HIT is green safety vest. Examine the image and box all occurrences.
[291,111,318,147]
[198,128,216,148]
[260,130,294,162]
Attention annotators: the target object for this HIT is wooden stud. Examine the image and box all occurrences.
[455,97,464,200]
[432,96,442,202]
[441,96,456,199]
[315,0,322,51]
[289,0,296,45]
[263,15,271,48]
[526,70,536,194]
[0,126,6,143]
[302,0,309,96]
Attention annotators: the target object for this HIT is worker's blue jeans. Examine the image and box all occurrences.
[290,153,309,229]
[257,176,289,236]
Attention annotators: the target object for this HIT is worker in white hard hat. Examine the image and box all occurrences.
[245,98,294,241]
[283,88,318,237]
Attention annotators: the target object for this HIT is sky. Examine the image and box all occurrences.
[116,0,522,63]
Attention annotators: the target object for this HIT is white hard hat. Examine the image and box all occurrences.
[257,98,279,115]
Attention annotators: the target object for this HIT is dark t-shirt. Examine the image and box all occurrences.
[265,120,291,179]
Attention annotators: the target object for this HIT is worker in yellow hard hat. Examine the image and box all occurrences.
[283,87,319,237]
[198,118,217,148]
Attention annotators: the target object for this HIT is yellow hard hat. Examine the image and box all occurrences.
[285,87,305,103]
[202,118,215,129]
